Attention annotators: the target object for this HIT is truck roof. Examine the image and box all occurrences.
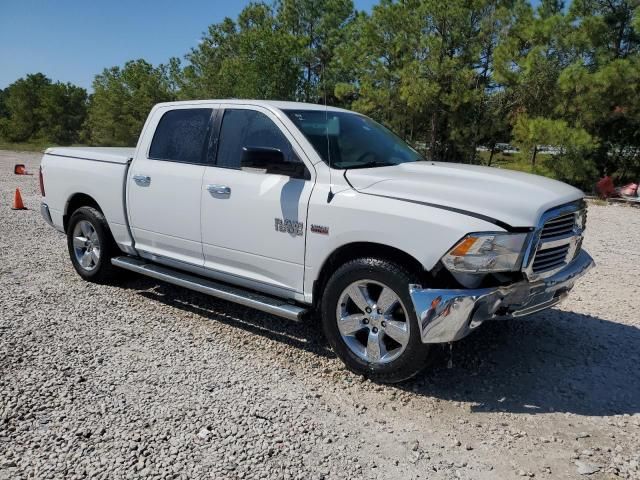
[153,99,352,114]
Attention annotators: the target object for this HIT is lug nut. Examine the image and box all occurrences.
[365,307,372,313]
[381,321,386,327]
[363,318,369,324]
[377,308,382,314]
[372,327,378,333]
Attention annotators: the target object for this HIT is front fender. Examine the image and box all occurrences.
[303,184,502,301]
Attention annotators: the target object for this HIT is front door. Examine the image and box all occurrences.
[200,105,314,295]
[128,106,215,266]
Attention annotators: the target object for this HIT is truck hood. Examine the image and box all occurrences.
[345,161,584,228]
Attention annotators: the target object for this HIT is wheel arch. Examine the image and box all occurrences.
[312,242,427,307]
[63,193,102,233]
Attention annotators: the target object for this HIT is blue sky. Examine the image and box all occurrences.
[0,0,379,91]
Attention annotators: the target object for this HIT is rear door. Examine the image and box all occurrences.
[128,106,216,266]
[200,105,315,295]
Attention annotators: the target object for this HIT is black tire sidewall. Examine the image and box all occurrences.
[321,258,430,383]
[66,207,117,283]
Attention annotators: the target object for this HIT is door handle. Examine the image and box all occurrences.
[132,175,151,187]
[206,184,231,198]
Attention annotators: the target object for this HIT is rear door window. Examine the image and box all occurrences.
[149,108,213,164]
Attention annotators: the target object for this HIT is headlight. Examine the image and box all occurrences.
[441,232,529,273]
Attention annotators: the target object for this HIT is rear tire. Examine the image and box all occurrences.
[321,257,430,383]
[66,206,120,284]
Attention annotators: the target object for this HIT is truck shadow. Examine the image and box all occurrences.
[123,277,335,360]
[409,309,640,417]
[122,276,640,417]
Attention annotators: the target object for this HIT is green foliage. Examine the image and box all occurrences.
[2,0,639,187]
[278,0,356,102]
[0,73,87,144]
[40,83,88,144]
[482,151,559,179]
[175,3,301,101]
[554,0,640,183]
[334,0,531,163]
[513,115,598,187]
[173,1,356,102]
[87,59,175,146]
[0,89,8,118]
[513,116,596,155]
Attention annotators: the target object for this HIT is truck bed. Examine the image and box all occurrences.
[41,146,135,253]
[45,147,135,164]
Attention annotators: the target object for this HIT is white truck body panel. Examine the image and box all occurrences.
[126,104,212,266]
[46,147,134,164]
[302,163,500,302]
[345,161,584,228]
[39,99,589,308]
[128,159,206,266]
[199,103,315,296]
[40,147,135,252]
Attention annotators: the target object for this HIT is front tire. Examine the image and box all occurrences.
[321,258,430,383]
[66,206,120,284]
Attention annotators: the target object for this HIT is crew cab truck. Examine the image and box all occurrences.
[39,100,594,383]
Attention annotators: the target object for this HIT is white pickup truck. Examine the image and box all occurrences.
[40,100,594,382]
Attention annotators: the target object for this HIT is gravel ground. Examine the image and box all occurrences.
[1,150,639,480]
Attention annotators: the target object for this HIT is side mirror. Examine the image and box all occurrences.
[241,146,284,170]
[241,146,310,179]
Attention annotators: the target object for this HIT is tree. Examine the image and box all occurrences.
[1,0,638,188]
[558,0,640,181]
[87,59,175,146]
[334,1,418,138]
[494,0,572,121]
[177,3,301,101]
[277,0,355,102]
[0,73,87,144]
[0,73,51,142]
[476,91,514,166]
[0,89,8,119]
[336,0,517,162]
[39,82,87,144]
[512,115,598,186]
[558,57,640,180]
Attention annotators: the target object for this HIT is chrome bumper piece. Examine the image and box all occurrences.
[40,202,55,228]
[410,250,595,344]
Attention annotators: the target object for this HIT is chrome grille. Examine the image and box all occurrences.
[532,244,571,273]
[527,203,586,278]
[539,212,576,239]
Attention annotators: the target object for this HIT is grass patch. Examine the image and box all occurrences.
[0,140,52,152]
[0,140,88,152]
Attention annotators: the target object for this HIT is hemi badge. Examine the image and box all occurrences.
[311,224,329,235]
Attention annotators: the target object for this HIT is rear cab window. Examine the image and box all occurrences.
[149,108,213,164]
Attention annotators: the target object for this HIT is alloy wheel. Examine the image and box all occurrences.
[72,220,101,271]
[336,280,410,365]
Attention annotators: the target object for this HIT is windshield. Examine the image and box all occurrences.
[283,110,424,169]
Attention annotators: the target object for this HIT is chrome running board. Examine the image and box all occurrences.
[111,256,307,322]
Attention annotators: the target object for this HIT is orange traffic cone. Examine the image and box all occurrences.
[14,164,26,175]
[11,188,27,210]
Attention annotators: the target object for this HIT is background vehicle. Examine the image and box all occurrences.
[39,100,594,382]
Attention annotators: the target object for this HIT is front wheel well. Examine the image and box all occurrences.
[312,242,427,307]
[63,193,102,233]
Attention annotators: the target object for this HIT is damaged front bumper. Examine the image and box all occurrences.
[409,250,595,344]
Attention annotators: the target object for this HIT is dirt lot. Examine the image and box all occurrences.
[1,150,639,480]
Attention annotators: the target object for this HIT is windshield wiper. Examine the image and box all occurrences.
[347,161,395,170]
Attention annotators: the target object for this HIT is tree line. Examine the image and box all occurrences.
[1,0,638,188]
